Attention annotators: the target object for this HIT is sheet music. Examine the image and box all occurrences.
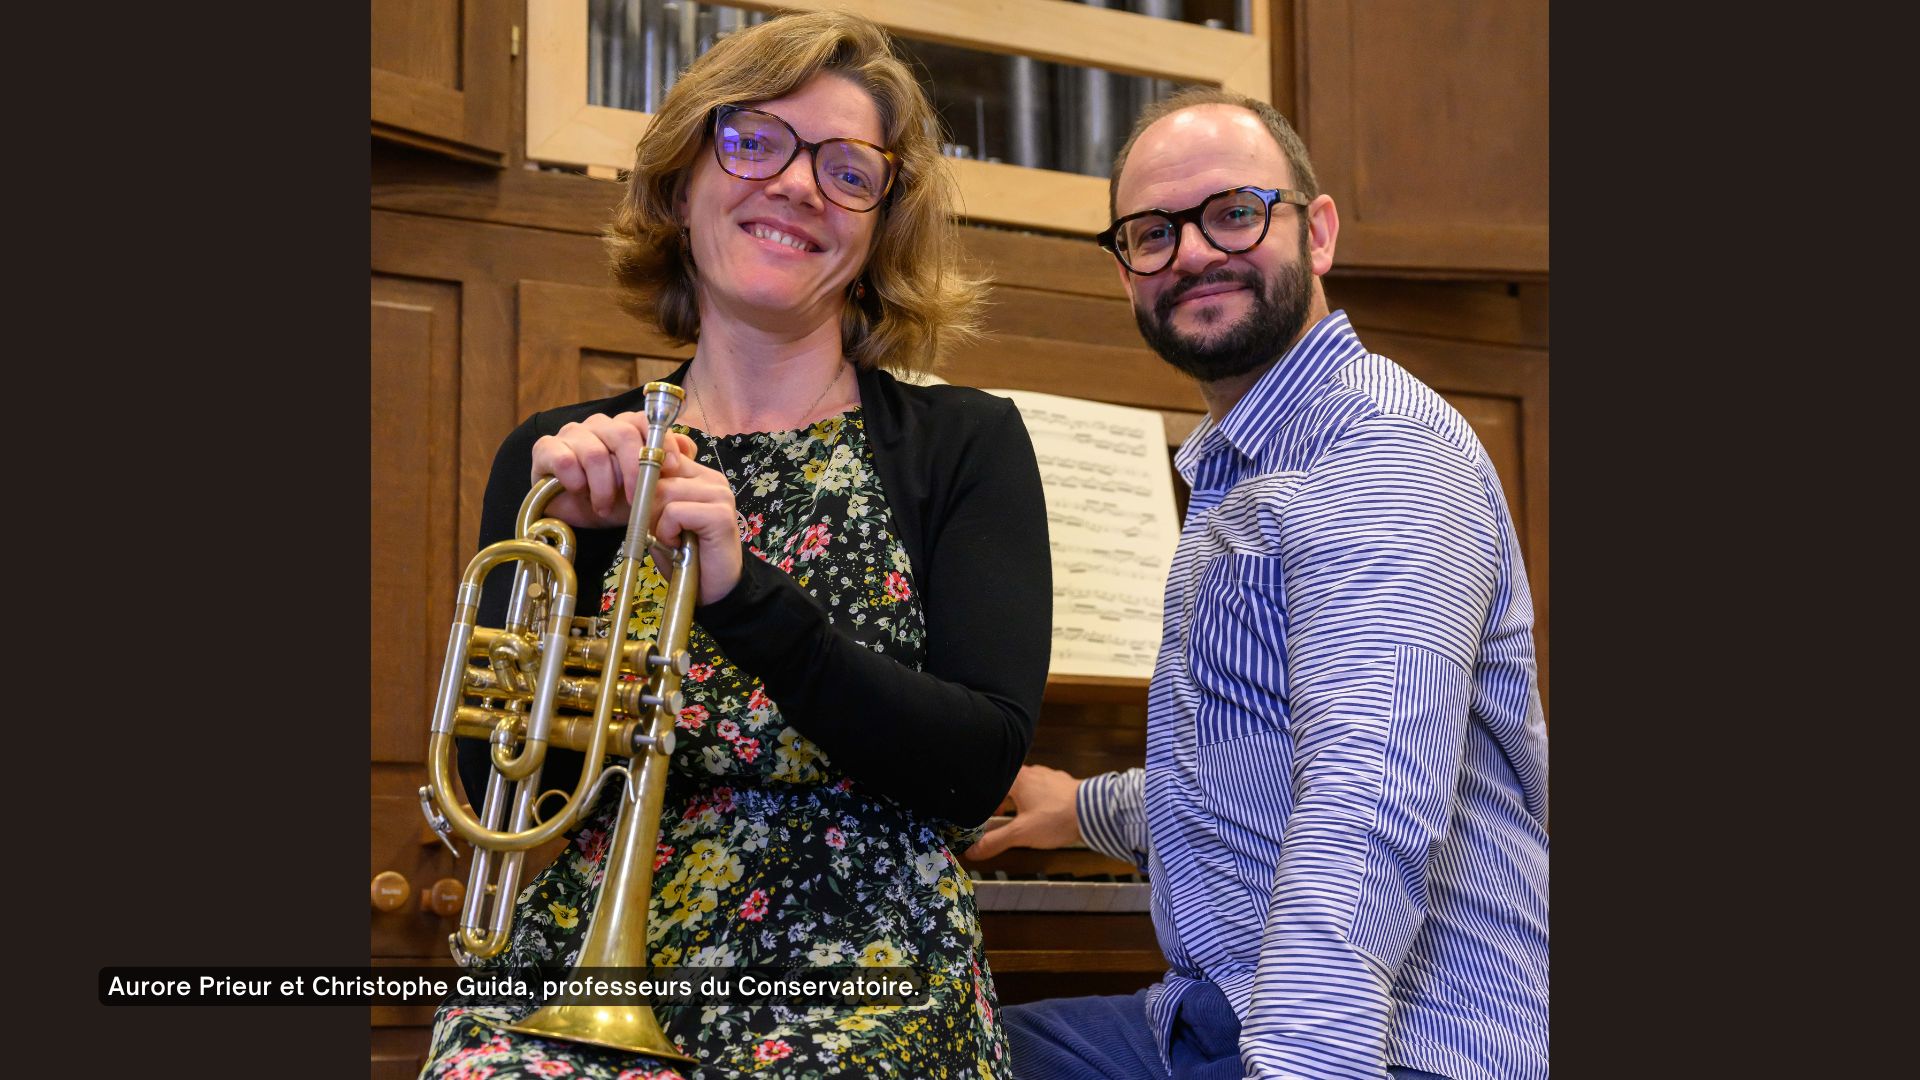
[989,389,1181,678]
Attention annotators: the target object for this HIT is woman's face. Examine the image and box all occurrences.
[679,73,886,334]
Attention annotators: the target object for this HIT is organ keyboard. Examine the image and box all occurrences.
[964,823,1164,1000]
[969,869,1150,912]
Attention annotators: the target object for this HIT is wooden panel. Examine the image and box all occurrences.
[1328,277,1546,349]
[992,965,1161,1006]
[947,159,1111,237]
[1043,674,1149,705]
[960,225,1124,300]
[981,906,1163,1002]
[1347,5,1547,227]
[371,0,461,85]
[460,282,517,569]
[985,288,1143,350]
[1519,283,1548,344]
[1351,327,1544,401]
[372,210,612,289]
[1029,701,1147,784]
[965,846,1138,879]
[371,0,512,161]
[1297,0,1547,275]
[516,281,694,417]
[579,349,648,403]
[1330,222,1546,278]
[371,276,461,764]
[945,333,1205,413]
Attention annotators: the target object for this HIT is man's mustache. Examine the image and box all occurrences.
[1154,269,1265,320]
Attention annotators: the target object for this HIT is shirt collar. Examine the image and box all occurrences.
[1173,310,1366,482]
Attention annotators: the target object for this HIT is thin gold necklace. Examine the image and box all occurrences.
[687,359,847,440]
[685,359,853,538]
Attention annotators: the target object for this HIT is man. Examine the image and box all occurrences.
[971,88,1548,1080]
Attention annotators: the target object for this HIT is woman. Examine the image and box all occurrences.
[423,11,1051,1080]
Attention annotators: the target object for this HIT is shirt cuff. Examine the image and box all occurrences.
[1077,768,1150,871]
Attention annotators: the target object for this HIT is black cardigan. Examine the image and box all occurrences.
[456,361,1052,826]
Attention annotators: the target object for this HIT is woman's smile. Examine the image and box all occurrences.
[740,218,824,254]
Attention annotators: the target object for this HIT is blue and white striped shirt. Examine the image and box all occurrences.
[1078,312,1549,1079]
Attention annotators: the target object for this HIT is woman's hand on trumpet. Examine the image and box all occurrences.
[652,433,744,605]
[530,414,745,606]
[531,411,653,529]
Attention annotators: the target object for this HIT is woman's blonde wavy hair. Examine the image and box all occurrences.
[605,10,984,378]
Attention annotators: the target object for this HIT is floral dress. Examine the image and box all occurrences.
[421,410,1010,1080]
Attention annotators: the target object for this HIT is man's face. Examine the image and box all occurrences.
[1113,106,1318,382]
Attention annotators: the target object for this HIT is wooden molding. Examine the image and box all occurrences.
[946,159,1110,236]
[372,68,464,143]
[1042,674,1149,705]
[1336,222,1549,278]
[725,0,1268,92]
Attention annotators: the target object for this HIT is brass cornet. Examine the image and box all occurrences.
[418,381,698,1062]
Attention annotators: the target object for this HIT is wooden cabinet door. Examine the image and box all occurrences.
[1293,0,1549,276]
[372,275,462,767]
[370,272,468,1068]
[372,0,514,164]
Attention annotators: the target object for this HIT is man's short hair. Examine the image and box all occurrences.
[1108,87,1319,221]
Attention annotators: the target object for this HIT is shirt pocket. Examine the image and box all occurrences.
[1193,729,1294,927]
[1185,551,1290,747]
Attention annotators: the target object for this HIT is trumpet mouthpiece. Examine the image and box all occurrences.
[642,381,686,430]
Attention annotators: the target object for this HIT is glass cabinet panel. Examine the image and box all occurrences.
[533,0,1273,233]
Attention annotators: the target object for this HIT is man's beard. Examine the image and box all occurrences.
[1134,229,1313,383]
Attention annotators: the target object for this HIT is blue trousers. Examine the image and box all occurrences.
[1002,982,1448,1080]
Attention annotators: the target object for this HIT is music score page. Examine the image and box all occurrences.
[988,389,1181,679]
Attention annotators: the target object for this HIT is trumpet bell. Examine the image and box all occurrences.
[504,1002,696,1063]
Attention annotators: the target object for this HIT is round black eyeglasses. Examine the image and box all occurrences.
[1096,186,1311,275]
[712,104,900,213]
